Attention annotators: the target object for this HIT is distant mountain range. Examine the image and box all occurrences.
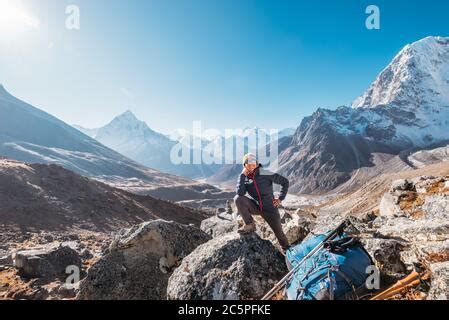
[75,112,295,179]
[0,85,230,203]
[1,36,448,199]
[208,36,449,193]
[75,110,223,179]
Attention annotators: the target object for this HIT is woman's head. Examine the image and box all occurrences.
[242,153,258,172]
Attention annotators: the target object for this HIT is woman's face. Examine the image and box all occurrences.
[245,162,258,172]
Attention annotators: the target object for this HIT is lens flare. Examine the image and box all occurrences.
[0,0,40,38]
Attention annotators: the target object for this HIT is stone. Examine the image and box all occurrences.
[279,209,292,223]
[80,249,94,260]
[13,243,81,278]
[77,220,211,300]
[0,249,12,265]
[391,179,415,192]
[282,215,312,245]
[356,176,449,296]
[167,232,287,300]
[200,214,238,238]
[361,237,409,284]
[379,193,403,217]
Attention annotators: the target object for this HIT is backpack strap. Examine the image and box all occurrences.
[324,237,360,254]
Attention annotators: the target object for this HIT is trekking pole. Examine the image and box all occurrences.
[261,218,352,301]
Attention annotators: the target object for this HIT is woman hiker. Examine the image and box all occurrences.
[234,153,290,252]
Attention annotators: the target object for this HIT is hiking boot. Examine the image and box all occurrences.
[238,223,256,234]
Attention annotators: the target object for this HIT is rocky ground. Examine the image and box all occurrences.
[1,161,448,300]
[77,220,211,300]
[0,158,208,300]
[0,230,110,300]
[313,175,449,299]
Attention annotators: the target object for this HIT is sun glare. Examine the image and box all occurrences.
[0,0,40,37]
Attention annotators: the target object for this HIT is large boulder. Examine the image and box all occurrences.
[200,214,238,238]
[352,176,449,298]
[391,179,415,193]
[282,215,312,245]
[376,176,449,242]
[77,220,211,300]
[360,238,409,283]
[167,232,287,300]
[306,175,449,299]
[13,243,81,278]
[379,193,404,217]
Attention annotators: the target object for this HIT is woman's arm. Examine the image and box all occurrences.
[271,173,289,201]
[236,173,247,196]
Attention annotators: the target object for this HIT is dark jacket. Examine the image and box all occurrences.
[236,165,289,213]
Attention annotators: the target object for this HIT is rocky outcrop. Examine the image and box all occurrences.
[310,174,449,299]
[200,214,238,238]
[275,37,449,195]
[77,220,211,300]
[13,243,81,278]
[374,176,449,298]
[360,238,409,283]
[167,233,287,300]
[376,177,449,241]
[357,176,449,297]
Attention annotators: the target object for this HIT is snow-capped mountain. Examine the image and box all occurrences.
[242,127,295,139]
[0,85,194,189]
[307,36,449,148]
[77,111,222,178]
[351,36,449,146]
[353,36,449,111]
[274,36,449,194]
[203,126,295,164]
[0,85,233,203]
[168,126,294,151]
[82,110,176,168]
[167,128,211,151]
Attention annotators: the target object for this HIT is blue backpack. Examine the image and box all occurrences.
[285,234,374,300]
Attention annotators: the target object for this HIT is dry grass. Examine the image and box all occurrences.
[427,181,447,195]
[398,180,448,219]
[0,268,35,300]
[389,289,427,300]
[399,192,425,216]
[426,251,449,263]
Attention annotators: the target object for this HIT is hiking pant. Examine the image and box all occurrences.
[234,195,290,250]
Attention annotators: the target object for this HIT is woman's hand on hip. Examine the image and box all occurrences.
[273,198,282,208]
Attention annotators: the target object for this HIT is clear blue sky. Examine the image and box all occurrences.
[0,0,448,134]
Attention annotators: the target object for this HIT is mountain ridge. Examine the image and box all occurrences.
[273,36,449,194]
[0,86,233,204]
